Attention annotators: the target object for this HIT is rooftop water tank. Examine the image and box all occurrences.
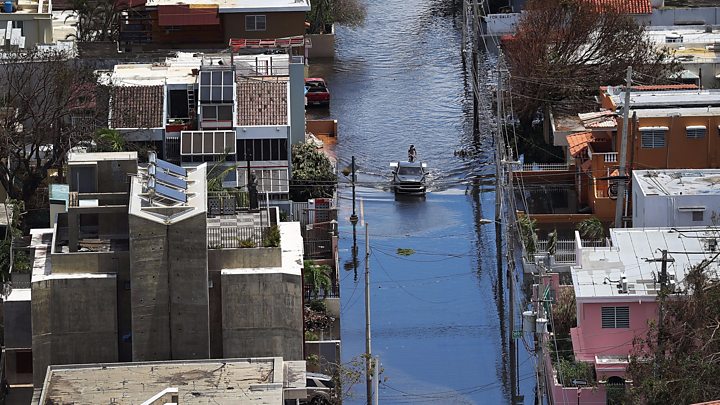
[3,0,13,13]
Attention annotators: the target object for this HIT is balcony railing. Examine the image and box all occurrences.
[535,238,610,264]
[588,149,618,163]
[207,225,271,249]
[304,283,340,300]
[519,163,570,172]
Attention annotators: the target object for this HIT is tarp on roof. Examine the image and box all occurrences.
[158,4,219,26]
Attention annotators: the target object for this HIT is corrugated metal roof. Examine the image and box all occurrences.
[111,85,164,129]
[587,0,652,14]
[236,79,288,126]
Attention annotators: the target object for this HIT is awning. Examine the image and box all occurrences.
[158,5,220,26]
[639,126,669,131]
[567,132,611,158]
[678,206,706,212]
[686,125,706,130]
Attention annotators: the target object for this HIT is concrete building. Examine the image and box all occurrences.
[37,357,307,404]
[545,227,720,404]
[0,0,77,52]
[6,151,305,391]
[632,169,720,227]
[101,50,306,198]
[118,0,310,52]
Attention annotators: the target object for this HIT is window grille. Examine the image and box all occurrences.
[640,129,666,148]
[601,306,629,328]
[245,15,267,32]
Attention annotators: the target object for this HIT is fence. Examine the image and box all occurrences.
[304,283,340,300]
[535,238,609,264]
[207,226,270,249]
[519,163,570,172]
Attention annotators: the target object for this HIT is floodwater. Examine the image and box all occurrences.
[308,0,535,403]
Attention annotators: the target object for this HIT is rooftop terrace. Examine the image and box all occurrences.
[634,169,720,197]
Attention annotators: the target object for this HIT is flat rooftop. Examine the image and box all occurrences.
[39,357,288,404]
[609,90,720,109]
[68,151,138,163]
[646,26,720,45]
[145,0,310,12]
[633,169,720,197]
[572,227,720,299]
[632,106,720,117]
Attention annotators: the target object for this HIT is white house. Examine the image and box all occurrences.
[632,169,720,227]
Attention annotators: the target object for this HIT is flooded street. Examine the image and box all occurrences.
[308,0,535,403]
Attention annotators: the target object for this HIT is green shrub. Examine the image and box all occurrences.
[556,358,595,387]
[238,238,256,248]
[308,299,327,313]
[263,225,281,247]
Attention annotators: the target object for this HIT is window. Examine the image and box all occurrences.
[237,168,289,193]
[168,89,190,119]
[180,131,235,156]
[199,70,234,103]
[686,126,706,139]
[640,128,667,148]
[245,15,266,31]
[693,211,704,222]
[236,138,288,161]
[601,306,630,329]
[665,34,683,43]
[201,105,233,128]
[11,20,23,35]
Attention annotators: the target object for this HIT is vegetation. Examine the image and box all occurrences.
[517,215,538,257]
[0,200,30,288]
[555,358,596,387]
[396,248,415,256]
[290,143,336,202]
[237,238,257,248]
[307,0,367,34]
[505,0,680,121]
[92,128,125,152]
[552,287,577,338]
[627,262,720,403]
[304,260,333,298]
[576,217,605,240]
[68,0,122,42]
[263,225,281,247]
[0,50,99,208]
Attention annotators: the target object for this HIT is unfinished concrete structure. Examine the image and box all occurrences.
[38,357,308,404]
[6,151,305,391]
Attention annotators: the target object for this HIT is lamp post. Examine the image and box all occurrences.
[343,156,359,281]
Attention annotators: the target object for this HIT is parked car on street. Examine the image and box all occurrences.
[305,78,331,106]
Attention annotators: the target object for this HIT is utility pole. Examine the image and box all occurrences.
[365,223,372,405]
[504,146,520,404]
[372,356,379,405]
[350,156,359,282]
[614,66,632,228]
[646,249,674,374]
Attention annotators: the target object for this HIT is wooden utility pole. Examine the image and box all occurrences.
[365,223,372,405]
[614,66,632,228]
[504,146,521,404]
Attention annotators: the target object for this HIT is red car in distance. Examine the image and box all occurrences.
[305,78,330,107]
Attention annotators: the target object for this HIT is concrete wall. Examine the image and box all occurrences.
[51,250,129,274]
[208,247,282,270]
[289,62,306,146]
[307,33,335,59]
[128,215,171,361]
[649,7,720,26]
[221,271,303,360]
[129,213,210,361]
[31,276,118,386]
[222,12,305,41]
[0,14,53,48]
[632,187,720,227]
[4,297,31,349]
[167,213,210,359]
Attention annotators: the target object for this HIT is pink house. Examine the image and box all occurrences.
[546,227,720,404]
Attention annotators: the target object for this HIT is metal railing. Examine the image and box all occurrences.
[207,225,270,249]
[535,239,610,264]
[519,163,570,172]
[304,283,340,300]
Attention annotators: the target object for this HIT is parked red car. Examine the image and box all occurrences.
[305,78,330,107]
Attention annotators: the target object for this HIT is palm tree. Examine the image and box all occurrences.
[576,217,605,240]
[94,128,125,152]
[304,260,332,299]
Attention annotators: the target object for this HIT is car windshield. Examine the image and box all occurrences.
[307,87,327,92]
[398,166,423,175]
